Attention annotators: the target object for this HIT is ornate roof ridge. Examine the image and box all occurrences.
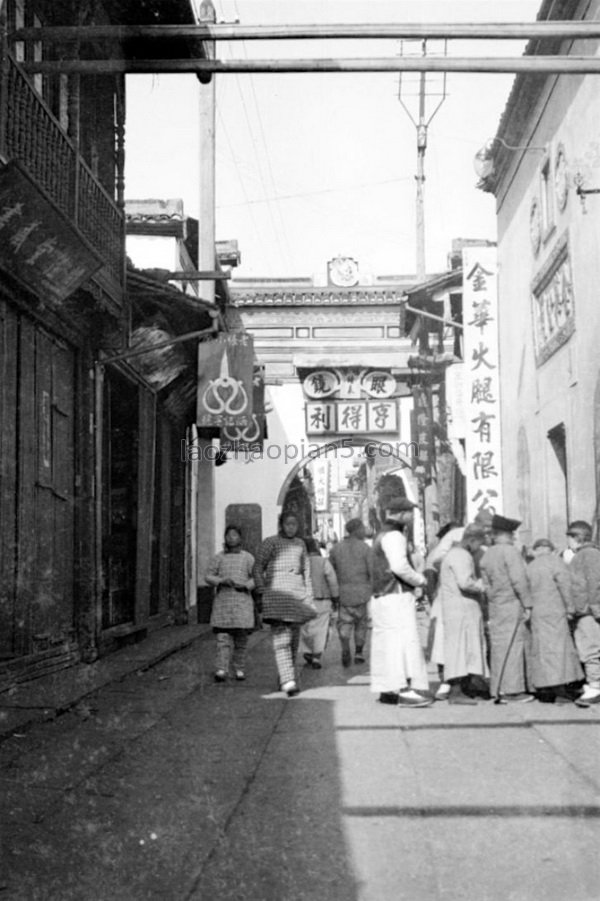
[232,286,407,306]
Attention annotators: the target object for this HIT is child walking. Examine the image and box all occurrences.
[205,525,256,682]
[298,538,339,669]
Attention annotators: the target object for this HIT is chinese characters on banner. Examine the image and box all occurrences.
[196,332,254,428]
[462,247,503,519]
[220,366,266,451]
[305,399,398,436]
[313,459,330,512]
[410,385,434,481]
[303,369,399,436]
[0,162,102,303]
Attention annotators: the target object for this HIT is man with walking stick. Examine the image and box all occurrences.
[480,514,534,703]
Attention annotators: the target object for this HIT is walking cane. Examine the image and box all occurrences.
[493,610,526,704]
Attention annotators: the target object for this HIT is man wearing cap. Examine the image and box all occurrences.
[329,518,373,666]
[370,497,432,708]
[527,538,583,703]
[480,514,534,701]
[438,523,488,704]
[565,520,600,706]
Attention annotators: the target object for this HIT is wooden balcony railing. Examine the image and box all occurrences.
[1,54,124,308]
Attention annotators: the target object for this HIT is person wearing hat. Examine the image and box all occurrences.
[527,538,583,703]
[480,514,534,701]
[369,496,432,708]
[438,523,489,704]
[424,509,494,700]
[564,520,600,706]
[329,518,373,667]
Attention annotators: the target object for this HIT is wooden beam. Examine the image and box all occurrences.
[404,303,464,331]
[20,56,600,75]
[163,271,230,280]
[11,22,600,42]
[97,326,216,366]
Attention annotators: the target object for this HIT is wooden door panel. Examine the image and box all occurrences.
[0,302,19,657]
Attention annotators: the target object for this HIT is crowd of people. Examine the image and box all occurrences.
[203,503,600,709]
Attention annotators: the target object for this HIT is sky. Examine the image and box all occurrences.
[124,0,542,280]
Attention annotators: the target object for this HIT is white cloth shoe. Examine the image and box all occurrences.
[435,683,451,701]
[579,684,600,702]
[398,689,433,708]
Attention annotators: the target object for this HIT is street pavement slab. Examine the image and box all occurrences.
[1,627,599,900]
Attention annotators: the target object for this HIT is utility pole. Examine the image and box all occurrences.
[198,0,216,305]
[398,40,447,282]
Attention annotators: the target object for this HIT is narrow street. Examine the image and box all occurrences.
[2,627,599,901]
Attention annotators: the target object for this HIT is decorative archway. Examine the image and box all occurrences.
[275,437,417,506]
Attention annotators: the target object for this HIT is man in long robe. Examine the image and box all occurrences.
[439,524,488,704]
[480,514,533,701]
[527,538,583,702]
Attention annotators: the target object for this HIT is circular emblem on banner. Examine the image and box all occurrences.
[302,370,339,398]
[360,370,396,398]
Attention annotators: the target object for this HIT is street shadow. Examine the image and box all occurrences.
[184,630,362,901]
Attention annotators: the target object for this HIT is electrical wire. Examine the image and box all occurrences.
[217,104,268,262]
[217,0,293,269]
[216,175,413,208]
[233,0,295,269]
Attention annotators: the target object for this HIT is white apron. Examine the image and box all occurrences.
[370,591,430,693]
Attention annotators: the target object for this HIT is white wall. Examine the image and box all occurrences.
[213,381,307,549]
[496,52,600,546]
[127,234,179,271]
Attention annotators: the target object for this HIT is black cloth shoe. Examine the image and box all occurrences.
[449,683,477,705]
[303,653,313,666]
[466,675,491,700]
[449,691,477,706]
[354,648,366,664]
[378,692,399,705]
[341,648,352,667]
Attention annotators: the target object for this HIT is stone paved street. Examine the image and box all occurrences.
[1,626,599,901]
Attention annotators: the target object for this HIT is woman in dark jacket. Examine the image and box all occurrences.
[254,513,314,696]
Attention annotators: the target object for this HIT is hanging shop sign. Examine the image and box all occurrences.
[410,384,435,481]
[197,332,254,428]
[462,246,503,519]
[305,398,398,436]
[0,161,102,304]
[303,367,399,435]
[313,458,330,512]
[302,368,398,401]
[445,362,468,476]
[302,369,340,398]
[220,366,266,451]
[360,370,396,398]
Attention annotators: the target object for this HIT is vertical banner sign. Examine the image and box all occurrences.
[313,459,330,512]
[197,333,254,428]
[445,363,467,475]
[411,385,434,481]
[220,366,266,452]
[462,247,503,519]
